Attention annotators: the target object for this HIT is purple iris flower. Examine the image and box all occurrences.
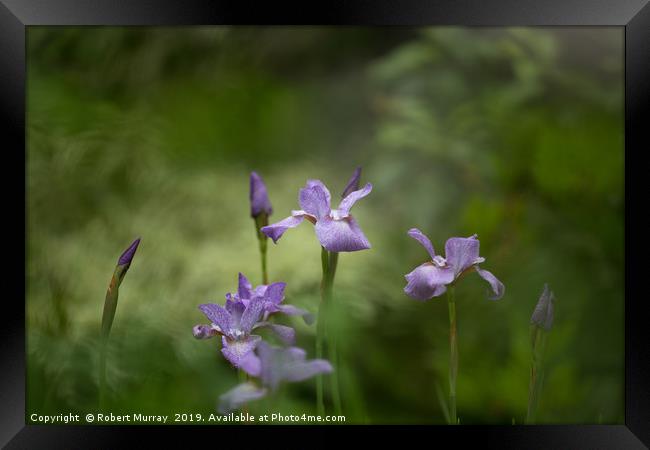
[531,283,554,330]
[404,228,505,301]
[193,273,315,371]
[232,273,314,325]
[250,171,273,218]
[218,341,333,413]
[193,295,267,374]
[261,171,372,252]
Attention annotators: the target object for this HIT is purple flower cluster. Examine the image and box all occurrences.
[193,272,313,372]
[193,166,515,416]
[194,169,375,414]
[193,272,331,413]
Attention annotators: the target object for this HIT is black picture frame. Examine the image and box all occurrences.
[2,0,648,447]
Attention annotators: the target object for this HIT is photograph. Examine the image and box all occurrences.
[25,26,625,426]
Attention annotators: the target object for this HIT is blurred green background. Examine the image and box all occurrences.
[26,26,624,424]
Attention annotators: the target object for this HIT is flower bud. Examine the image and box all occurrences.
[250,171,273,218]
[531,283,555,331]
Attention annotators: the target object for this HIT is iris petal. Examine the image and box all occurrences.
[475,267,505,300]
[404,263,454,300]
[238,272,253,300]
[315,216,371,252]
[338,182,372,215]
[299,183,331,220]
[283,360,333,383]
[407,228,437,260]
[218,382,267,414]
[277,304,315,324]
[264,282,286,305]
[445,235,481,275]
[198,303,232,335]
[221,335,261,368]
[261,214,305,243]
[239,297,265,334]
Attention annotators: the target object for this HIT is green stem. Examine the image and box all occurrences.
[526,328,547,424]
[238,369,252,420]
[316,247,342,416]
[99,269,119,411]
[447,286,458,424]
[326,251,342,416]
[254,215,269,285]
[315,247,329,416]
[260,236,268,285]
[99,339,107,410]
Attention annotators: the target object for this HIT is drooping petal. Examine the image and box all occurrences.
[221,335,261,368]
[286,346,307,362]
[407,228,437,260]
[218,382,267,414]
[475,267,505,300]
[238,272,253,300]
[283,359,333,383]
[266,323,296,345]
[249,171,273,218]
[239,352,262,377]
[255,341,279,389]
[277,304,315,325]
[263,282,286,305]
[431,284,448,297]
[261,214,305,243]
[315,216,371,252]
[337,182,372,215]
[445,235,482,275]
[198,303,232,334]
[299,183,331,220]
[531,283,554,329]
[404,263,454,301]
[239,297,265,333]
[341,167,361,199]
[192,324,218,339]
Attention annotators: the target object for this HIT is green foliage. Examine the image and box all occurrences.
[27,27,623,424]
